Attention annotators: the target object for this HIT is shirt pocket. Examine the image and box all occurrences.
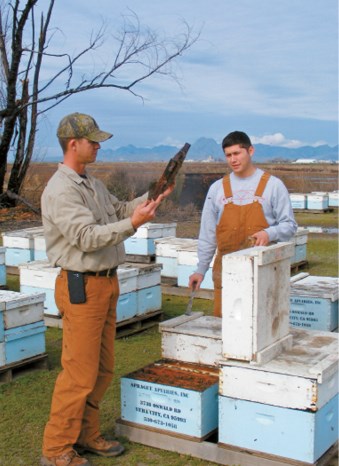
[105,203,118,222]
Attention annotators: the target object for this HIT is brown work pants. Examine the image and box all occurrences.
[42,270,119,456]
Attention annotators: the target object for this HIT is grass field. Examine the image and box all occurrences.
[0,215,338,465]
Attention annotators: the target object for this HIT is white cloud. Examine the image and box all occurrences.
[251,133,306,148]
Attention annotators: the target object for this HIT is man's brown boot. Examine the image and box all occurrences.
[76,436,124,457]
[40,449,91,466]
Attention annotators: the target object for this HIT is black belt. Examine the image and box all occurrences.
[84,268,117,278]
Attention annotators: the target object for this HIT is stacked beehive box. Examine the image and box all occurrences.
[290,274,338,331]
[120,242,339,462]
[328,190,339,207]
[291,227,309,265]
[218,244,338,463]
[124,222,177,258]
[1,226,44,267]
[155,237,198,278]
[307,192,329,210]
[290,192,307,209]
[19,260,162,326]
[0,290,46,367]
[177,245,214,290]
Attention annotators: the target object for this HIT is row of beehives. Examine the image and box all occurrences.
[120,242,338,464]
[290,190,338,210]
[154,227,309,283]
[153,233,338,333]
[0,289,46,367]
[0,224,174,324]
[1,224,338,332]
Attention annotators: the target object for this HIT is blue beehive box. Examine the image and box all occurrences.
[2,226,44,267]
[0,320,46,366]
[329,191,339,207]
[116,291,137,323]
[124,237,155,256]
[306,193,329,210]
[137,285,161,315]
[218,394,338,464]
[290,275,338,331]
[290,193,307,209]
[155,238,198,279]
[121,360,219,439]
[0,247,6,286]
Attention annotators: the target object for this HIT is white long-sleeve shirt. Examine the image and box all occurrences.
[196,168,298,276]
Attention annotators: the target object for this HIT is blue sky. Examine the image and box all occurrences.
[36,0,338,157]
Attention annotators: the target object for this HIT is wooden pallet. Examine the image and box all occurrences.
[44,314,63,329]
[125,254,156,264]
[44,311,163,337]
[116,419,338,466]
[116,310,163,338]
[291,260,309,273]
[295,208,334,214]
[161,279,214,300]
[0,353,49,384]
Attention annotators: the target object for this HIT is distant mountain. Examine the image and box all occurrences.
[72,137,338,163]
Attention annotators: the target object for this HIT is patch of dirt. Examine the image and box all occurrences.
[0,206,42,233]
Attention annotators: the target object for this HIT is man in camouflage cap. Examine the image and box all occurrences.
[40,113,173,466]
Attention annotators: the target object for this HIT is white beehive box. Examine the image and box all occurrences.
[117,266,139,294]
[121,359,219,439]
[0,290,45,341]
[177,246,214,289]
[19,260,60,317]
[290,274,338,331]
[306,193,329,210]
[125,262,162,289]
[290,227,308,265]
[2,226,45,266]
[155,237,198,278]
[0,247,6,286]
[222,243,294,363]
[160,313,222,366]
[219,328,338,411]
[133,222,177,239]
[33,234,47,261]
[290,193,307,209]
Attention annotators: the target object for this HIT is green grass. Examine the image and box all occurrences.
[294,209,338,228]
[0,236,337,466]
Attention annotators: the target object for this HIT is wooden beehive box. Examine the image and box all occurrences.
[121,359,219,439]
[222,242,294,363]
[160,313,222,366]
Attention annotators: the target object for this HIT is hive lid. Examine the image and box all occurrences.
[291,275,338,301]
[0,290,46,310]
[160,313,221,340]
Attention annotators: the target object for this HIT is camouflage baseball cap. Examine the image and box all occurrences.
[57,113,112,142]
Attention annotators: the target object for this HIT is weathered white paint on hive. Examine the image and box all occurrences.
[291,275,338,301]
[125,262,162,289]
[133,222,177,239]
[19,260,60,289]
[219,328,338,411]
[0,290,45,330]
[117,266,138,294]
[160,313,222,366]
[1,226,44,249]
[222,242,294,363]
[155,237,198,258]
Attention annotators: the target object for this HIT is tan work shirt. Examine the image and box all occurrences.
[41,163,148,272]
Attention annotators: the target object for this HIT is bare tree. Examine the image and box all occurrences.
[0,0,199,207]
